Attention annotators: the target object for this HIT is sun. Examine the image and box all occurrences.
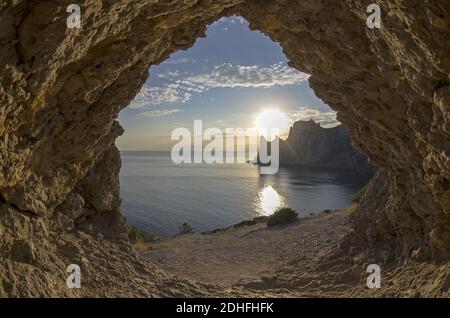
[255,108,290,140]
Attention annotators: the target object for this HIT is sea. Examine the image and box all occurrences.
[120,151,371,235]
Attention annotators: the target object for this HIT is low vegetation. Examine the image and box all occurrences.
[128,225,159,244]
[179,222,193,234]
[205,216,268,234]
[232,216,268,228]
[267,207,298,227]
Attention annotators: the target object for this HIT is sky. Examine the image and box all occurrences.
[116,16,339,150]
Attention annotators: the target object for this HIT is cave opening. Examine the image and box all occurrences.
[1,1,449,297]
[116,16,369,238]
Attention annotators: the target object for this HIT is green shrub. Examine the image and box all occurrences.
[267,207,298,227]
[233,216,268,229]
[128,225,159,244]
[179,222,193,234]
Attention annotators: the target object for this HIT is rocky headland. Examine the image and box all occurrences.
[260,120,376,174]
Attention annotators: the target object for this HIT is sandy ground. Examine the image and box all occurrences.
[139,206,450,297]
[140,208,352,288]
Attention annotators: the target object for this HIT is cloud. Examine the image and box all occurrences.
[162,58,195,65]
[289,107,340,128]
[129,85,191,109]
[231,16,246,25]
[129,63,310,107]
[158,70,181,79]
[210,16,248,30]
[181,62,309,89]
[139,109,181,118]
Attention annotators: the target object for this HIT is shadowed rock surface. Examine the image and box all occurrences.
[0,0,449,296]
[278,120,376,174]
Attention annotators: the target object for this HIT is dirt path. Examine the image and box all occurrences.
[138,206,449,297]
[140,208,352,287]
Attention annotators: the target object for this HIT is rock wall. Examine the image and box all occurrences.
[0,0,449,295]
[277,120,375,174]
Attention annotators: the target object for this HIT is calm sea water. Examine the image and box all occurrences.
[120,151,370,235]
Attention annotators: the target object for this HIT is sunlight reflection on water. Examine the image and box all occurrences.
[254,185,287,216]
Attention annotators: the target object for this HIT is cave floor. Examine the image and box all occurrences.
[140,208,351,289]
[137,207,449,297]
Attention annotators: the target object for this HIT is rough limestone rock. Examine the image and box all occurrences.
[0,0,449,296]
[76,146,122,212]
[278,120,375,174]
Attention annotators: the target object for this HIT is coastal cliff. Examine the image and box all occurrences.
[277,120,375,174]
